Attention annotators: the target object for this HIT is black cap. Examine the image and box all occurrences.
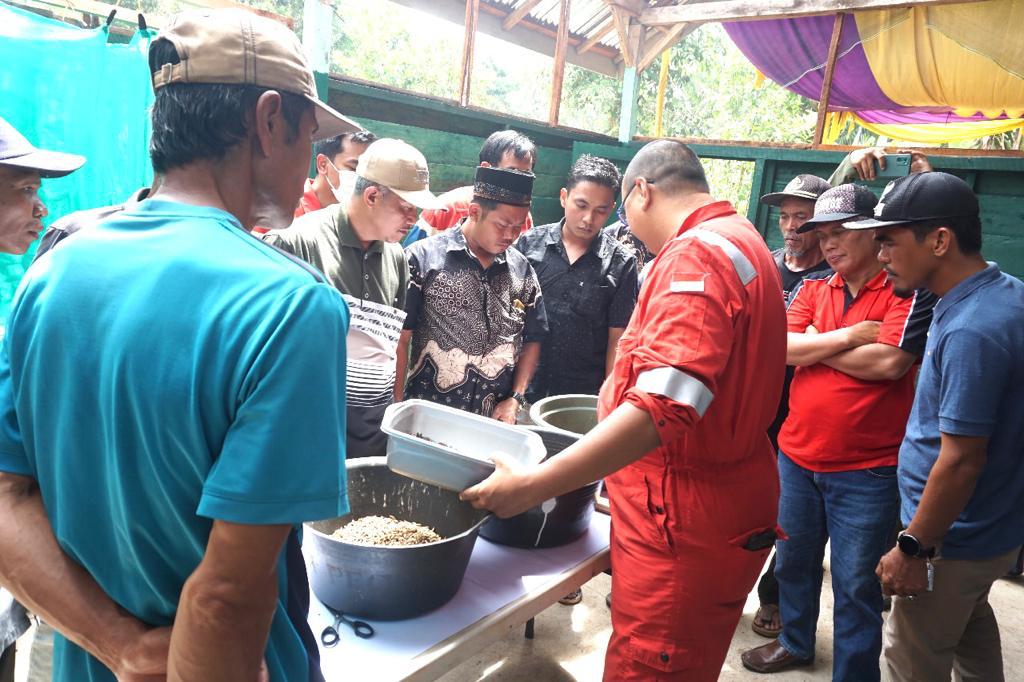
[0,117,85,178]
[851,172,979,229]
[473,166,534,207]
[797,184,879,232]
[760,174,831,206]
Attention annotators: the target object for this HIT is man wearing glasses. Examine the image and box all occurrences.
[264,138,441,457]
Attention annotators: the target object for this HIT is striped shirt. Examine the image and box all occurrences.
[264,204,408,456]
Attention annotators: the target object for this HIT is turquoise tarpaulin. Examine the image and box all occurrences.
[0,2,154,320]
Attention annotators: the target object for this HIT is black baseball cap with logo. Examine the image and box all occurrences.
[797,183,878,232]
[849,172,979,230]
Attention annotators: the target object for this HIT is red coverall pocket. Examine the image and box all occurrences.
[626,635,703,674]
[642,472,674,553]
[727,525,786,552]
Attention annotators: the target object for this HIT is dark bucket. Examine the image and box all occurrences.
[479,427,599,548]
[306,457,490,620]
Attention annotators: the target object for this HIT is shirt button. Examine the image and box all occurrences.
[658,419,665,426]
[655,506,664,514]
[660,652,670,663]
[364,274,369,280]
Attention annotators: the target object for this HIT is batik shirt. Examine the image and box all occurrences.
[603,220,655,274]
[403,226,548,416]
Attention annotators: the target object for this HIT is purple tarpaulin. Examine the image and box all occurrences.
[723,16,899,112]
[723,16,1017,124]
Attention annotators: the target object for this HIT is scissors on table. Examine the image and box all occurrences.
[320,606,375,647]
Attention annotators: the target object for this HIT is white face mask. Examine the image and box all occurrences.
[325,159,357,203]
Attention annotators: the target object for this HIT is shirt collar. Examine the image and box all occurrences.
[334,203,383,254]
[547,219,608,258]
[934,262,1001,320]
[125,186,150,208]
[446,225,507,265]
[674,200,737,239]
[827,268,888,291]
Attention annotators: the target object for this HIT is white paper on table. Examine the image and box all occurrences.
[307,513,611,681]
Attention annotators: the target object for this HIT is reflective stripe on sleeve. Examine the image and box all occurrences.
[635,367,714,417]
[677,229,757,285]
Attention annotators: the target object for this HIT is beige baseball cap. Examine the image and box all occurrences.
[356,138,442,210]
[151,8,361,141]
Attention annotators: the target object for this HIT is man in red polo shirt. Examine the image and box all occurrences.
[742,184,936,681]
[463,140,787,680]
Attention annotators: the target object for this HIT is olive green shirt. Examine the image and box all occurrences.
[263,203,408,310]
[263,204,409,457]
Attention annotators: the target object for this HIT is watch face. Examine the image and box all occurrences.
[898,533,920,556]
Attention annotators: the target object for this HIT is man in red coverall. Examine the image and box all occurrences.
[462,139,787,680]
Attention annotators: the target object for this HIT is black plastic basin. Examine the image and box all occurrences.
[306,457,490,620]
[479,427,599,549]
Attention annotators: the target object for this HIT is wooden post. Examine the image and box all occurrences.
[618,65,640,143]
[654,49,670,137]
[812,12,845,147]
[549,0,571,126]
[459,0,480,107]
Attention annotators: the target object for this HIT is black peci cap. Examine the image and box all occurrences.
[473,166,534,207]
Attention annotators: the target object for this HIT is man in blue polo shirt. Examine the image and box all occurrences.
[0,10,360,681]
[867,172,1024,682]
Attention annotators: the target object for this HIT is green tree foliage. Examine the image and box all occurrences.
[330,1,458,98]
[636,24,815,142]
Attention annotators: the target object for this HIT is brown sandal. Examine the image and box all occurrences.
[558,588,582,606]
[751,604,782,638]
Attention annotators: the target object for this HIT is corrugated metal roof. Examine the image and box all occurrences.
[484,0,667,51]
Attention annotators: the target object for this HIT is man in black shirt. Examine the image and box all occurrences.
[751,173,831,639]
[516,155,638,402]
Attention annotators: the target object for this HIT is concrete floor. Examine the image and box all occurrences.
[439,562,1024,682]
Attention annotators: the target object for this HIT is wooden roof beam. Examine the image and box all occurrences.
[609,6,635,66]
[637,22,697,71]
[549,0,571,125]
[604,0,646,17]
[389,0,620,76]
[640,0,991,26]
[577,19,615,55]
[502,0,543,30]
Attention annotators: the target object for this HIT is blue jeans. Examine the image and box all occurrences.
[775,451,899,682]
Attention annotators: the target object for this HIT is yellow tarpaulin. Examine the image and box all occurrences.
[857,0,1024,117]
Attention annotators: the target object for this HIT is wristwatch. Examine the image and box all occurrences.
[897,531,936,559]
[510,391,527,408]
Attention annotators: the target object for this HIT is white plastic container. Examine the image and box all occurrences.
[381,400,546,491]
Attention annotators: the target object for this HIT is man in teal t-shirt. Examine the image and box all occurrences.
[0,9,362,681]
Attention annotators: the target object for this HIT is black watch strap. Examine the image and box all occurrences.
[510,391,527,407]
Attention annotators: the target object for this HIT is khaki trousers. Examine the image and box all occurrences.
[884,546,1020,682]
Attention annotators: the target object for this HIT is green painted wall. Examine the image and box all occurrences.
[575,140,1024,279]
[328,76,1024,279]
[327,77,613,227]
